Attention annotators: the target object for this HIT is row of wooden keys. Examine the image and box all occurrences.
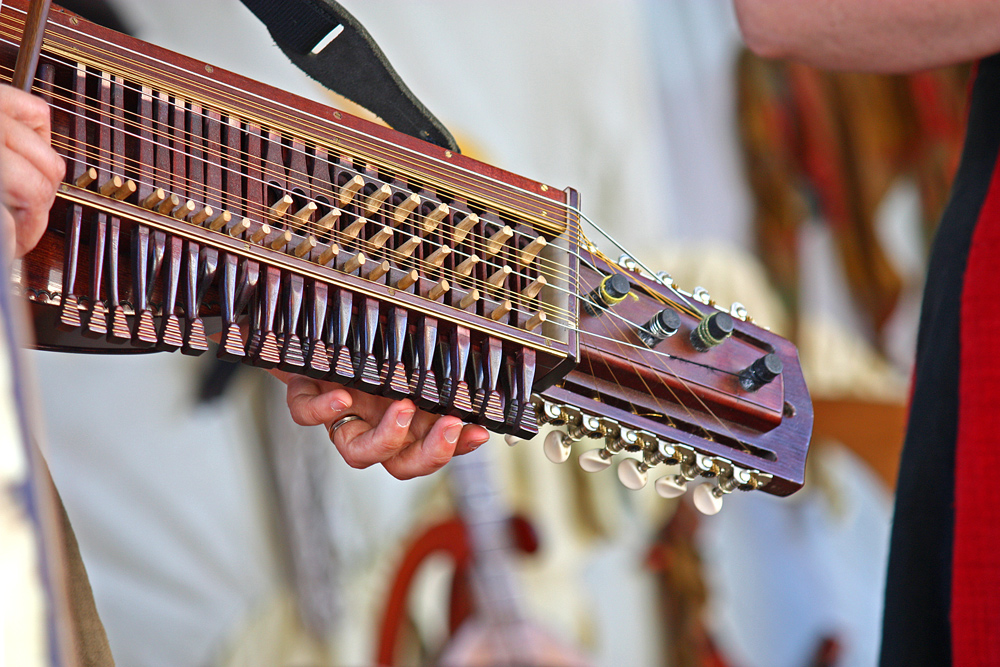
[74,166,551,332]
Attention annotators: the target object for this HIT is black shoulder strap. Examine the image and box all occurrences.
[238,0,460,153]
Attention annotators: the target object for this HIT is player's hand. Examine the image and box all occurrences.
[0,84,65,259]
[272,370,491,480]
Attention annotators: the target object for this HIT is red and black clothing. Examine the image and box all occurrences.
[881,53,1000,667]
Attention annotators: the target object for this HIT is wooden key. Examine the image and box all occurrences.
[519,236,547,265]
[397,270,419,290]
[341,218,366,240]
[339,175,365,206]
[269,194,293,218]
[317,243,340,266]
[426,245,451,267]
[455,254,480,277]
[99,175,123,196]
[366,226,393,251]
[344,252,366,274]
[112,179,136,201]
[157,194,180,215]
[207,210,233,231]
[250,223,271,244]
[366,260,391,281]
[453,213,478,244]
[172,199,196,219]
[290,202,318,230]
[484,225,514,256]
[227,218,251,237]
[486,265,512,288]
[523,275,547,299]
[525,311,546,331]
[365,184,392,214]
[393,194,420,225]
[427,278,450,300]
[190,205,214,225]
[294,235,318,258]
[491,300,512,321]
[269,229,292,250]
[422,203,449,235]
[142,188,166,209]
[395,236,421,259]
[75,167,97,188]
[460,289,480,309]
[316,208,341,230]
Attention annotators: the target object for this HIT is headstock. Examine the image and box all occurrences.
[520,249,813,514]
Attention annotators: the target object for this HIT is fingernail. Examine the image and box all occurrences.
[444,423,462,444]
[468,432,490,450]
[330,397,349,412]
[396,409,415,429]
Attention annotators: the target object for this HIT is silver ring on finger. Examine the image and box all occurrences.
[327,414,364,440]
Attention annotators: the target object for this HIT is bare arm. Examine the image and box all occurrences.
[734,0,1000,72]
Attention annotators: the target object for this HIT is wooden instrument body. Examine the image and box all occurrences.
[6,1,811,497]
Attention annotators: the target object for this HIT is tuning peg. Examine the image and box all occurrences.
[578,449,612,472]
[654,474,688,498]
[579,422,630,473]
[690,312,734,352]
[616,436,675,490]
[544,430,572,464]
[652,450,700,498]
[690,460,757,513]
[738,353,783,392]
[583,273,630,316]
[693,484,725,515]
[504,434,522,447]
[617,458,649,490]
[538,406,601,464]
[636,308,682,348]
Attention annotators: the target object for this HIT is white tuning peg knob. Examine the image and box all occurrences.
[617,458,648,490]
[504,434,521,447]
[543,430,572,464]
[654,474,688,499]
[579,448,613,472]
[693,484,724,515]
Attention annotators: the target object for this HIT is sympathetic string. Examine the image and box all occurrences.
[12,63,577,285]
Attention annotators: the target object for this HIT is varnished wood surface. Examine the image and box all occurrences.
[541,251,813,496]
